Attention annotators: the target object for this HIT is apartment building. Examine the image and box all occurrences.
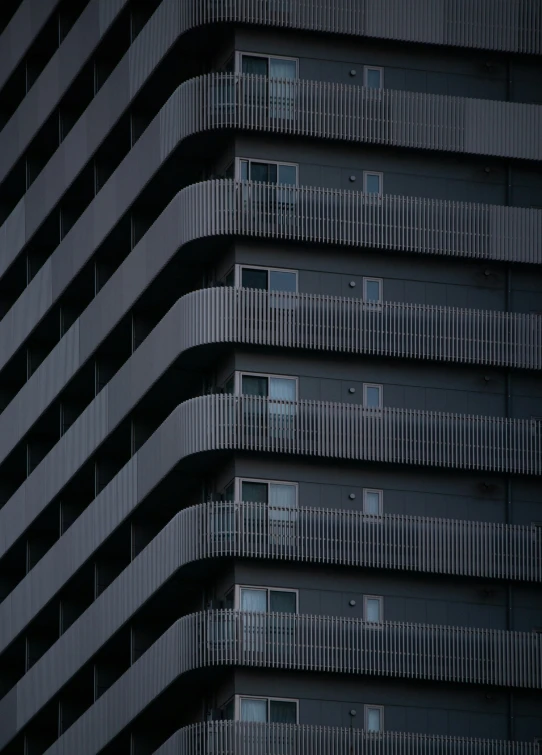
[0,1,541,753]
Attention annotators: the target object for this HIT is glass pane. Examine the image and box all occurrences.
[365,279,381,302]
[270,58,297,79]
[364,491,381,514]
[365,386,381,408]
[269,483,297,522]
[242,267,268,290]
[240,588,268,612]
[269,270,297,292]
[240,160,249,181]
[269,377,296,400]
[270,700,297,724]
[278,164,297,185]
[242,481,268,503]
[366,68,382,89]
[241,55,269,76]
[242,375,268,396]
[365,173,381,194]
[367,708,382,732]
[270,590,296,613]
[250,161,277,183]
[365,598,381,622]
[240,698,267,722]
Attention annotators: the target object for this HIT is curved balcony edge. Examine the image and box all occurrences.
[1,176,540,438]
[1,386,540,571]
[1,283,539,491]
[154,722,540,755]
[1,497,540,699]
[17,610,540,755]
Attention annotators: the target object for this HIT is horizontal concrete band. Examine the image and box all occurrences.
[1,280,539,514]
[155,721,539,755]
[2,0,540,271]
[1,500,539,748]
[1,310,540,566]
[0,0,129,185]
[1,67,541,381]
[1,179,540,496]
[34,610,542,755]
[0,0,61,91]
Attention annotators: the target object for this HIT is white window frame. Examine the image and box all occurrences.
[234,264,298,292]
[363,277,383,304]
[363,383,383,409]
[235,372,298,398]
[364,595,384,623]
[235,584,299,612]
[364,65,384,89]
[235,51,299,78]
[364,704,384,732]
[234,695,299,723]
[363,488,383,515]
[363,171,383,195]
[235,157,299,185]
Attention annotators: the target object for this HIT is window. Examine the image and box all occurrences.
[363,489,383,515]
[364,595,383,622]
[236,586,297,613]
[363,277,382,303]
[237,478,298,522]
[239,373,297,401]
[363,171,383,195]
[364,66,384,89]
[237,158,298,186]
[237,696,298,724]
[235,265,298,292]
[363,383,382,408]
[365,705,384,732]
[237,52,298,80]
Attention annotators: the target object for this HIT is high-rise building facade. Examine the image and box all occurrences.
[0,1,541,754]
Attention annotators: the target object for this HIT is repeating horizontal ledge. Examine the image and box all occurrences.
[155,722,539,755]
[2,499,539,736]
[188,287,542,370]
[0,0,128,186]
[1,284,539,511]
[43,611,542,755]
[188,180,542,265]
[184,395,541,474]
[202,73,542,160]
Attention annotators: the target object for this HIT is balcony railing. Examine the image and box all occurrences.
[155,722,540,755]
[34,610,542,755]
[189,287,542,370]
[183,395,541,475]
[181,180,542,265]
[4,501,538,743]
[187,0,541,55]
[197,72,542,160]
[194,502,542,582]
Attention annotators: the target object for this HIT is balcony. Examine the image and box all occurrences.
[2,501,538,745]
[202,72,542,160]
[185,395,541,475]
[190,287,542,369]
[201,502,542,582]
[183,180,542,265]
[31,611,542,755]
[156,722,540,755]
[192,0,541,55]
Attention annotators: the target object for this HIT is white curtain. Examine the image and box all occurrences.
[269,377,296,400]
[365,598,381,622]
[367,708,382,731]
[240,698,267,722]
[240,588,267,612]
[364,491,381,514]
